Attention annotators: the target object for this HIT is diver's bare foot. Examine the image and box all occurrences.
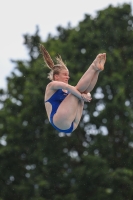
[91,53,106,71]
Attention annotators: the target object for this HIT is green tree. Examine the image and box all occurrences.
[0,3,133,200]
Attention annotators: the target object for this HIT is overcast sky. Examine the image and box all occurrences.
[0,0,132,89]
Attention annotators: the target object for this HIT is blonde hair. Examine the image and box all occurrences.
[39,44,68,80]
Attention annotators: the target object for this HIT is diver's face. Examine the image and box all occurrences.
[54,69,70,83]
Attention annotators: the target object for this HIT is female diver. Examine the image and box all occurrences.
[40,45,106,134]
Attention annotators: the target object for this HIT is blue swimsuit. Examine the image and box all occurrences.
[45,89,74,133]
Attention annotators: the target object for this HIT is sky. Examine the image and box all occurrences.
[0,0,132,89]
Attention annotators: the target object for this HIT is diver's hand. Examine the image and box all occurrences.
[81,92,92,102]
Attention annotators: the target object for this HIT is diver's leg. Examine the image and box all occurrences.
[75,53,106,93]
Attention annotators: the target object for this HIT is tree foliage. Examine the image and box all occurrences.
[0,3,133,200]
